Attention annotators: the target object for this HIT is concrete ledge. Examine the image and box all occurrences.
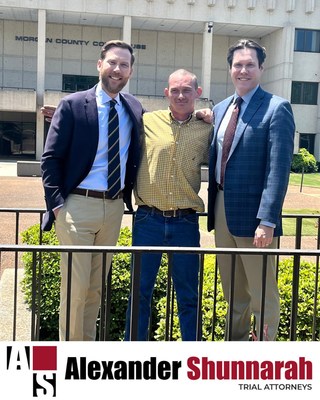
[17,161,41,177]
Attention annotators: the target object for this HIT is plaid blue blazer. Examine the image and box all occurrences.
[207,86,295,237]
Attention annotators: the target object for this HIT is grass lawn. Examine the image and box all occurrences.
[289,172,320,187]
[199,216,209,233]
[282,209,319,236]
[200,212,319,236]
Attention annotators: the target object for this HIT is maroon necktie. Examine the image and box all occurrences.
[220,97,243,187]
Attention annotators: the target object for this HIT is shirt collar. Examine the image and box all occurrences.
[96,82,121,105]
[234,85,259,105]
[168,108,194,124]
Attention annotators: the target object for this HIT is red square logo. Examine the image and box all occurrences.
[33,346,57,371]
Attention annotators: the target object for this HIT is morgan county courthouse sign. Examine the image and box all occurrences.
[15,36,147,49]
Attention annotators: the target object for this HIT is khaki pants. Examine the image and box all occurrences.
[55,193,124,341]
[214,191,280,341]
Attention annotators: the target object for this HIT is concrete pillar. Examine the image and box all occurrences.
[201,22,213,100]
[36,9,46,160]
[281,25,298,151]
[122,15,132,93]
[280,25,295,100]
[314,134,320,161]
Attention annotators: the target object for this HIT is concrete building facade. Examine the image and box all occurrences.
[0,0,319,160]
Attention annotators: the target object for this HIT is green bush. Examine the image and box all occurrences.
[291,148,318,173]
[20,224,60,340]
[155,256,320,341]
[277,258,320,341]
[20,225,319,341]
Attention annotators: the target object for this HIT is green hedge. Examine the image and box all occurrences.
[20,225,60,340]
[20,225,319,341]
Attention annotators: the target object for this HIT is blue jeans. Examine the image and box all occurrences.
[125,206,201,341]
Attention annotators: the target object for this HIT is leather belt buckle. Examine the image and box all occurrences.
[139,206,194,218]
[162,210,176,217]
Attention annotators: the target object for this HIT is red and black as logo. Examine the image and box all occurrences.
[7,346,57,397]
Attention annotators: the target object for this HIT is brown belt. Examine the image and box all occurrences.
[217,184,223,191]
[139,205,196,218]
[71,188,123,200]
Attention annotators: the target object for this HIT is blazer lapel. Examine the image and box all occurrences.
[229,87,265,157]
[80,87,99,164]
[84,87,99,133]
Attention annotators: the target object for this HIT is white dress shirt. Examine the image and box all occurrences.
[78,82,132,191]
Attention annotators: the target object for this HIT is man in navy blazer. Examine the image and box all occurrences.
[41,40,144,340]
[207,39,295,341]
[41,88,142,232]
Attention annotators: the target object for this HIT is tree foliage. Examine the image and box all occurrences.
[291,148,318,173]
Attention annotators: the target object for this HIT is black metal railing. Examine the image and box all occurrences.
[0,208,319,342]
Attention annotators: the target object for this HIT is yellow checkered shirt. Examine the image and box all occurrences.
[134,109,212,212]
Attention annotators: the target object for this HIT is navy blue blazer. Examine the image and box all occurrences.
[207,86,295,237]
[41,85,144,231]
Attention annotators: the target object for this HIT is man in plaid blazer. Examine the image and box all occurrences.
[207,39,295,341]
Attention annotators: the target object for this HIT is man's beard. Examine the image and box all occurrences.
[101,75,128,94]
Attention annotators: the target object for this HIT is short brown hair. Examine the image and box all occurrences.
[227,39,266,68]
[100,40,135,66]
[168,69,199,90]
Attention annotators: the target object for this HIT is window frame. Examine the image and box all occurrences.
[62,74,99,92]
[291,81,318,105]
[294,28,320,53]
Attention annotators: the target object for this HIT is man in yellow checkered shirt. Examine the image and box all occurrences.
[125,69,213,341]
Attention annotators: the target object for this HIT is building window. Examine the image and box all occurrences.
[291,82,318,105]
[295,29,320,52]
[62,75,99,92]
[299,134,315,155]
[0,119,36,156]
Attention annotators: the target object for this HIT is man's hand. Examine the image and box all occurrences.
[196,108,214,124]
[41,105,57,123]
[253,225,274,248]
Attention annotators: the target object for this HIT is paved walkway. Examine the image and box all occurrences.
[0,268,32,340]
